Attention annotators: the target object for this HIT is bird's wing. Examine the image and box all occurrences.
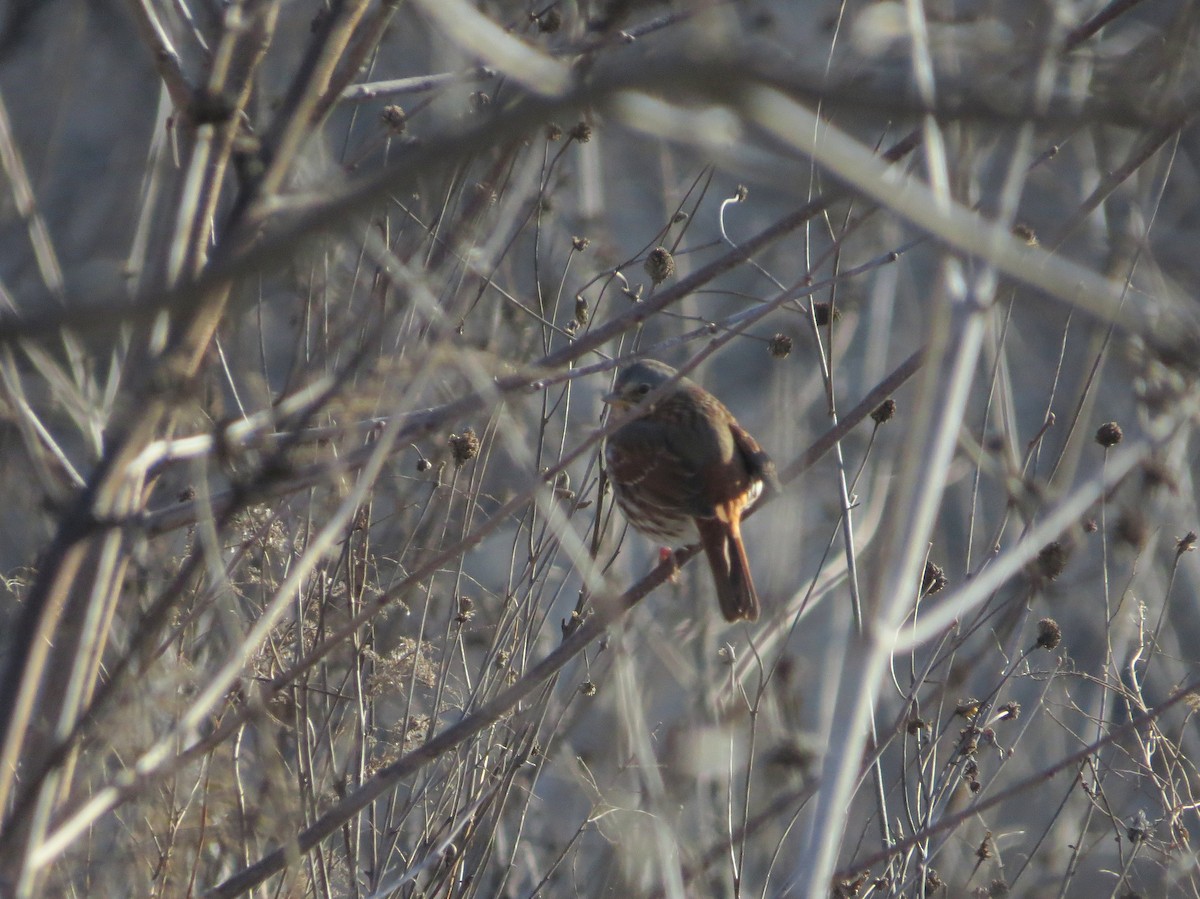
[730,421,780,498]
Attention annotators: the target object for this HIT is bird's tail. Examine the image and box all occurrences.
[697,517,760,622]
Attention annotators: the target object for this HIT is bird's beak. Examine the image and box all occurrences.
[601,389,621,405]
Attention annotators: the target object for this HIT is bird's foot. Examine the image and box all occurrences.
[659,546,681,584]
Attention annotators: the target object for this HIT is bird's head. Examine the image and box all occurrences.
[602,360,681,411]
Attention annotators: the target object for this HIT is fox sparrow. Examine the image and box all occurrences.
[603,360,778,621]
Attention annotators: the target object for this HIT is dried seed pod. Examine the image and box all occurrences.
[1095,421,1123,447]
[449,428,480,467]
[768,333,793,358]
[1036,617,1062,650]
[643,247,675,284]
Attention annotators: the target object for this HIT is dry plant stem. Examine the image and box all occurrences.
[144,224,905,537]
[0,347,84,493]
[11,210,885,843]
[202,583,641,899]
[313,0,403,126]
[835,677,1200,882]
[170,4,280,283]
[0,0,380,879]
[0,91,65,302]
[197,352,926,897]
[32,410,408,872]
[784,1,1105,878]
[803,209,891,852]
[790,264,989,895]
[339,67,494,104]
[1063,0,1150,50]
[29,382,630,868]
[740,86,1187,340]
[6,57,1180,348]
[895,403,1188,653]
[9,3,284,854]
[1,0,1168,884]
[123,0,194,110]
[1061,118,1188,245]
[252,0,373,202]
[410,0,569,97]
[613,643,686,899]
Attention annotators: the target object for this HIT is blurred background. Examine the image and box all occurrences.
[0,0,1198,896]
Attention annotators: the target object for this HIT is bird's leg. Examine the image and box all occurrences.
[659,546,681,584]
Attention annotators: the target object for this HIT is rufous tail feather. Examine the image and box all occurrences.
[697,517,760,622]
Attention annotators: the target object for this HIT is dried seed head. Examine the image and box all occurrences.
[546,122,563,141]
[922,561,947,595]
[644,247,676,284]
[571,235,589,251]
[455,596,474,623]
[768,333,793,358]
[958,726,981,756]
[996,701,1021,722]
[871,398,897,424]
[380,104,407,134]
[416,457,431,472]
[735,184,749,202]
[1095,421,1123,447]
[449,428,480,467]
[569,121,592,142]
[574,295,590,326]
[833,873,866,898]
[924,868,944,893]
[956,698,981,719]
[812,302,839,326]
[1127,809,1150,843]
[907,717,930,736]
[1177,531,1197,557]
[553,471,576,502]
[1035,541,1070,581]
[976,832,994,860]
[579,680,597,696]
[988,878,1010,897]
[1036,617,1062,650]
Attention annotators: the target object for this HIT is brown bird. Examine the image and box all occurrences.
[603,359,778,621]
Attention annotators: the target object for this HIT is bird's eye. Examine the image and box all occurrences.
[636,383,651,395]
